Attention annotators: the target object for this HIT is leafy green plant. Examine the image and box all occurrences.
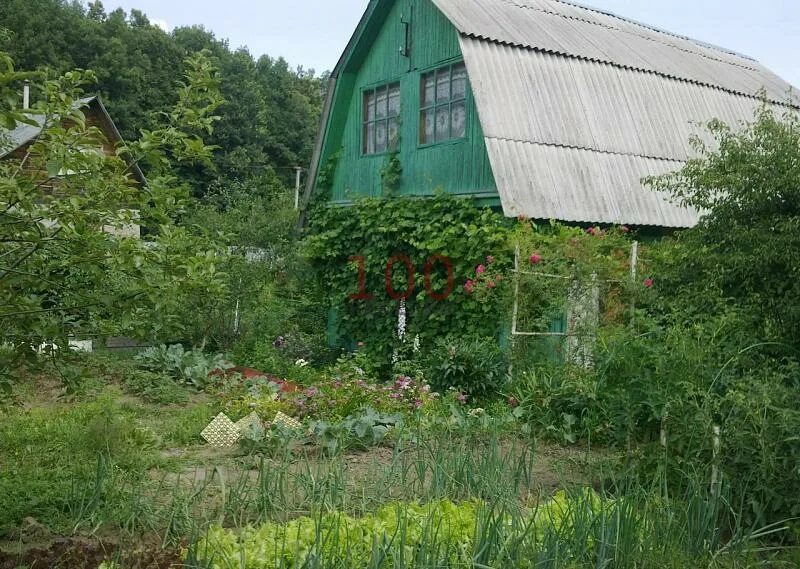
[120,368,189,405]
[310,407,402,454]
[186,486,776,568]
[304,194,511,369]
[423,335,508,399]
[135,344,232,389]
[380,150,402,195]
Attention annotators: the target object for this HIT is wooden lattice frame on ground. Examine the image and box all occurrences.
[272,411,302,430]
[201,413,241,447]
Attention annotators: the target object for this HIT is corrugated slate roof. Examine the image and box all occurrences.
[432,0,799,227]
[0,116,44,157]
[0,96,97,159]
[433,0,795,103]
[0,96,146,185]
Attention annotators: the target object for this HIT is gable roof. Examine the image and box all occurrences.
[306,0,799,228]
[0,96,147,185]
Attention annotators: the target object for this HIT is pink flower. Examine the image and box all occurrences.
[644,278,654,288]
[620,225,630,233]
[487,280,496,289]
[587,227,597,236]
[508,396,520,408]
[464,280,475,294]
[529,253,542,265]
[476,264,486,275]
[486,255,495,265]
[456,392,467,404]
[414,399,423,409]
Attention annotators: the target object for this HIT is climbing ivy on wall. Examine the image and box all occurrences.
[303,194,512,363]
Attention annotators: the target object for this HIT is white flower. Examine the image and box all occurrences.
[468,408,485,417]
[295,359,309,368]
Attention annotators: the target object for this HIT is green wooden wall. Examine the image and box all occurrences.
[316,0,498,203]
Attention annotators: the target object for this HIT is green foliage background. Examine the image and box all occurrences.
[0,0,326,198]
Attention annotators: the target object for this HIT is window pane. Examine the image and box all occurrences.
[388,117,400,151]
[375,120,387,153]
[435,105,450,142]
[422,73,435,107]
[365,90,376,121]
[420,109,434,144]
[436,68,450,102]
[375,86,388,119]
[388,84,400,117]
[451,101,466,138]
[451,63,467,100]
[365,122,375,154]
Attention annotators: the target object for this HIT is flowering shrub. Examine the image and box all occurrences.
[511,221,643,339]
[218,367,437,424]
[464,255,507,301]
[290,376,436,421]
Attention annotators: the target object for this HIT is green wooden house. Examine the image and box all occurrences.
[303,0,798,227]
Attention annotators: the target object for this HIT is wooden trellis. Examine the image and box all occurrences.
[509,242,640,361]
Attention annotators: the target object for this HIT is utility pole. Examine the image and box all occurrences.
[294,167,303,210]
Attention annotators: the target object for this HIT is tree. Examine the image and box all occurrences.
[646,103,800,354]
[0,0,327,199]
[0,50,229,377]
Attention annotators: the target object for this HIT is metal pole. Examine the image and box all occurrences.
[509,245,521,378]
[711,425,721,498]
[294,167,302,210]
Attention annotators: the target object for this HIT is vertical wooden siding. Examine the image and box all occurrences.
[319,0,498,202]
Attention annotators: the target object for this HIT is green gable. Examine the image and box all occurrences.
[313,0,498,203]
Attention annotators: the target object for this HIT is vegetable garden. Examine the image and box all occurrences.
[2,23,800,567]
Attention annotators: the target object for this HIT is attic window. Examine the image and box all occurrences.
[362,82,400,155]
[419,62,467,145]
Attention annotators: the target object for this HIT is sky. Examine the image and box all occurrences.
[98,0,800,86]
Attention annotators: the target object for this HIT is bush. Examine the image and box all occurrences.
[120,369,189,405]
[423,335,508,399]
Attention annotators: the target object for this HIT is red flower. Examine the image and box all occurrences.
[529,253,542,265]
[644,278,654,288]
